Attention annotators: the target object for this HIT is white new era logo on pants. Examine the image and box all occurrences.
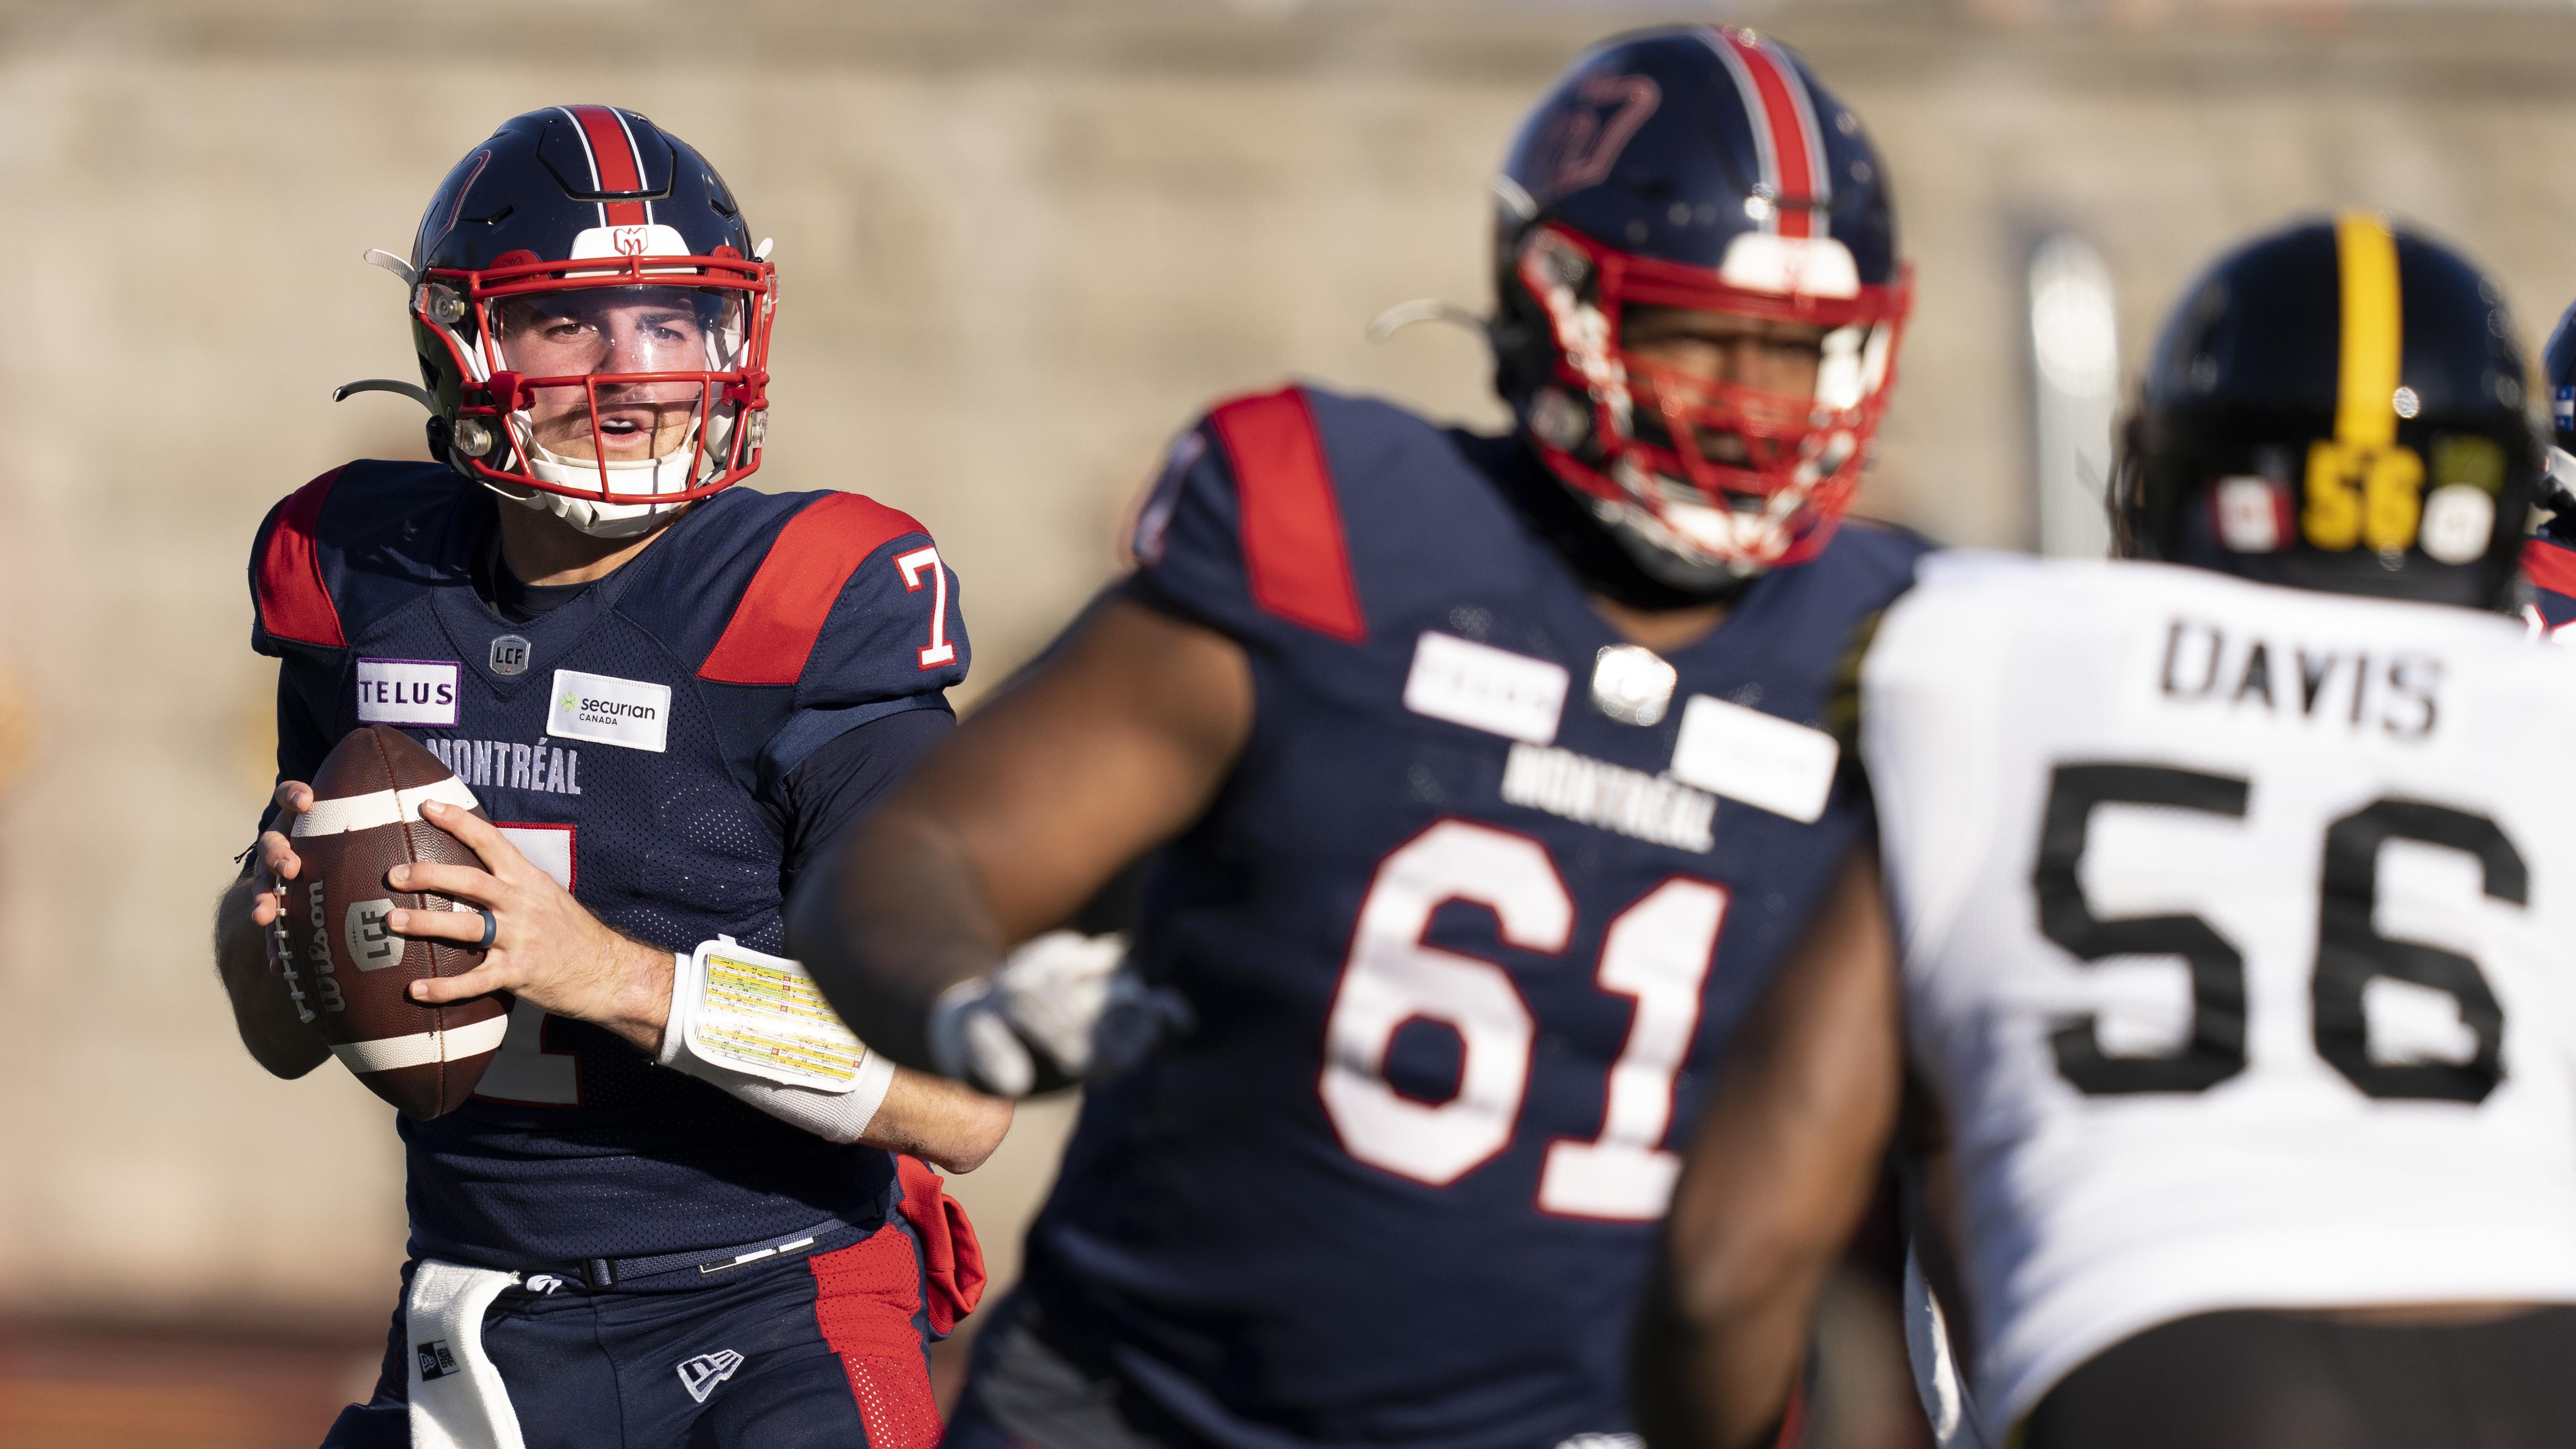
[677,1349,744,1404]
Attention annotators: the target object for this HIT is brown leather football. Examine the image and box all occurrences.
[277,724,506,1118]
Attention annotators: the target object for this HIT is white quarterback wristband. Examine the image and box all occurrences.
[656,937,897,1145]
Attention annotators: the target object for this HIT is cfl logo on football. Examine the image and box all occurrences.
[345,899,402,973]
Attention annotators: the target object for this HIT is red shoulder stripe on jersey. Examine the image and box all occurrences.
[2526,536,2576,600]
[255,467,347,648]
[698,492,927,686]
[1207,387,1367,644]
[563,105,649,227]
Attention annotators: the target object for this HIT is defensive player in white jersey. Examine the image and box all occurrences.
[1635,213,2576,1449]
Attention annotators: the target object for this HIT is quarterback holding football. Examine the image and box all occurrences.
[211,107,1009,1448]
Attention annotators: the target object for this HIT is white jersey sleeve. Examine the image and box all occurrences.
[1862,553,2576,1429]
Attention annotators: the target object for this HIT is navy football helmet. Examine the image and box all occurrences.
[348,107,776,537]
[1492,26,1910,588]
[2538,298,2576,512]
[2112,214,2537,612]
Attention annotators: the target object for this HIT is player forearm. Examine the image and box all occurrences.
[1635,848,1905,1449]
[790,808,1008,1072]
[860,1066,1015,1173]
[790,597,1253,1077]
[211,877,330,1079]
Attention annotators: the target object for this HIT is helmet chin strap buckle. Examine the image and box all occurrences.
[332,378,437,412]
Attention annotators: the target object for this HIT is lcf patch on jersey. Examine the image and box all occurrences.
[246,461,967,1268]
[1024,385,1928,1449]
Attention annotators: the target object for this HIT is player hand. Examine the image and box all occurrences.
[927,931,1194,1096]
[381,800,673,1054]
[244,780,315,936]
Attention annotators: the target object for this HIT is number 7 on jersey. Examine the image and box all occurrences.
[895,545,957,669]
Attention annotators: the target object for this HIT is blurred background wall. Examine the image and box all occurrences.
[5,0,2576,1438]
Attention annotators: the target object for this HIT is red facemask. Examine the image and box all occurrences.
[1516,222,1911,571]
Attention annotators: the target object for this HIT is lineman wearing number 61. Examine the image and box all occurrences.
[210,107,1009,1448]
[792,27,1922,1449]
[1639,215,2576,1449]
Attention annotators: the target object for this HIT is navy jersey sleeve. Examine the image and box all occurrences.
[771,705,956,895]
[691,492,969,796]
[1124,387,1370,651]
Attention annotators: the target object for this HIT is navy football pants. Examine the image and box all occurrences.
[321,1218,943,1449]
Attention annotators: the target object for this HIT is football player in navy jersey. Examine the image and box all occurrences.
[209,108,1010,1448]
[790,28,1923,1449]
[2524,300,2576,636]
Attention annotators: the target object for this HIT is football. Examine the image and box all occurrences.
[276,724,507,1118]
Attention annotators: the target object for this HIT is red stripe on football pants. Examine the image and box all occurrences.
[810,1224,942,1449]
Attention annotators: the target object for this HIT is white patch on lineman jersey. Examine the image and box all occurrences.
[425,737,583,797]
[1403,632,1568,744]
[546,669,670,753]
[1666,695,1840,823]
[355,658,460,726]
[1501,744,1714,852]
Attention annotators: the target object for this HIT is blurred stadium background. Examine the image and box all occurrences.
[6,0,2575,1442]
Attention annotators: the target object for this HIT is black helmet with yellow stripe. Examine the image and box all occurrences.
[2112,213,2539,612]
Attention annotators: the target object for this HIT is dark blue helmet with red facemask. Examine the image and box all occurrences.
[378,107,776,538]
[1492,27,1910,593]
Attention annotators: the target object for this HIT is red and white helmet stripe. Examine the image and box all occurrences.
[1700,28,1832,241]
[555,105,657,229]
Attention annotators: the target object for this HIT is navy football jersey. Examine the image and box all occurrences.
[248,463,968,1269]
[2525,529,2576,641]
[1011,386,1926,1449]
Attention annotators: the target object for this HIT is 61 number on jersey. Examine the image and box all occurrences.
[1319,820,1726,1221]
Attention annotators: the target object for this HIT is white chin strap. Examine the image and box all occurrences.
[489,411,736,538]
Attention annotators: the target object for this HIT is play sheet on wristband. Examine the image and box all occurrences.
[683,942,867,1090]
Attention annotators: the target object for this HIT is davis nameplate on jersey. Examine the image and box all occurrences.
[1402,631,1568,744]
[1667,694,1839,823]
[547,669,670,752]
[355,659,460,726]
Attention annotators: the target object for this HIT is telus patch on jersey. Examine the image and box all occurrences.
[546,669,671,753]
[1402,631,1568,745]
[355,659,460,727]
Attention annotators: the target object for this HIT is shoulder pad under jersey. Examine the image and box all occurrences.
[248,460,479,656]
[630,487,969,709]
